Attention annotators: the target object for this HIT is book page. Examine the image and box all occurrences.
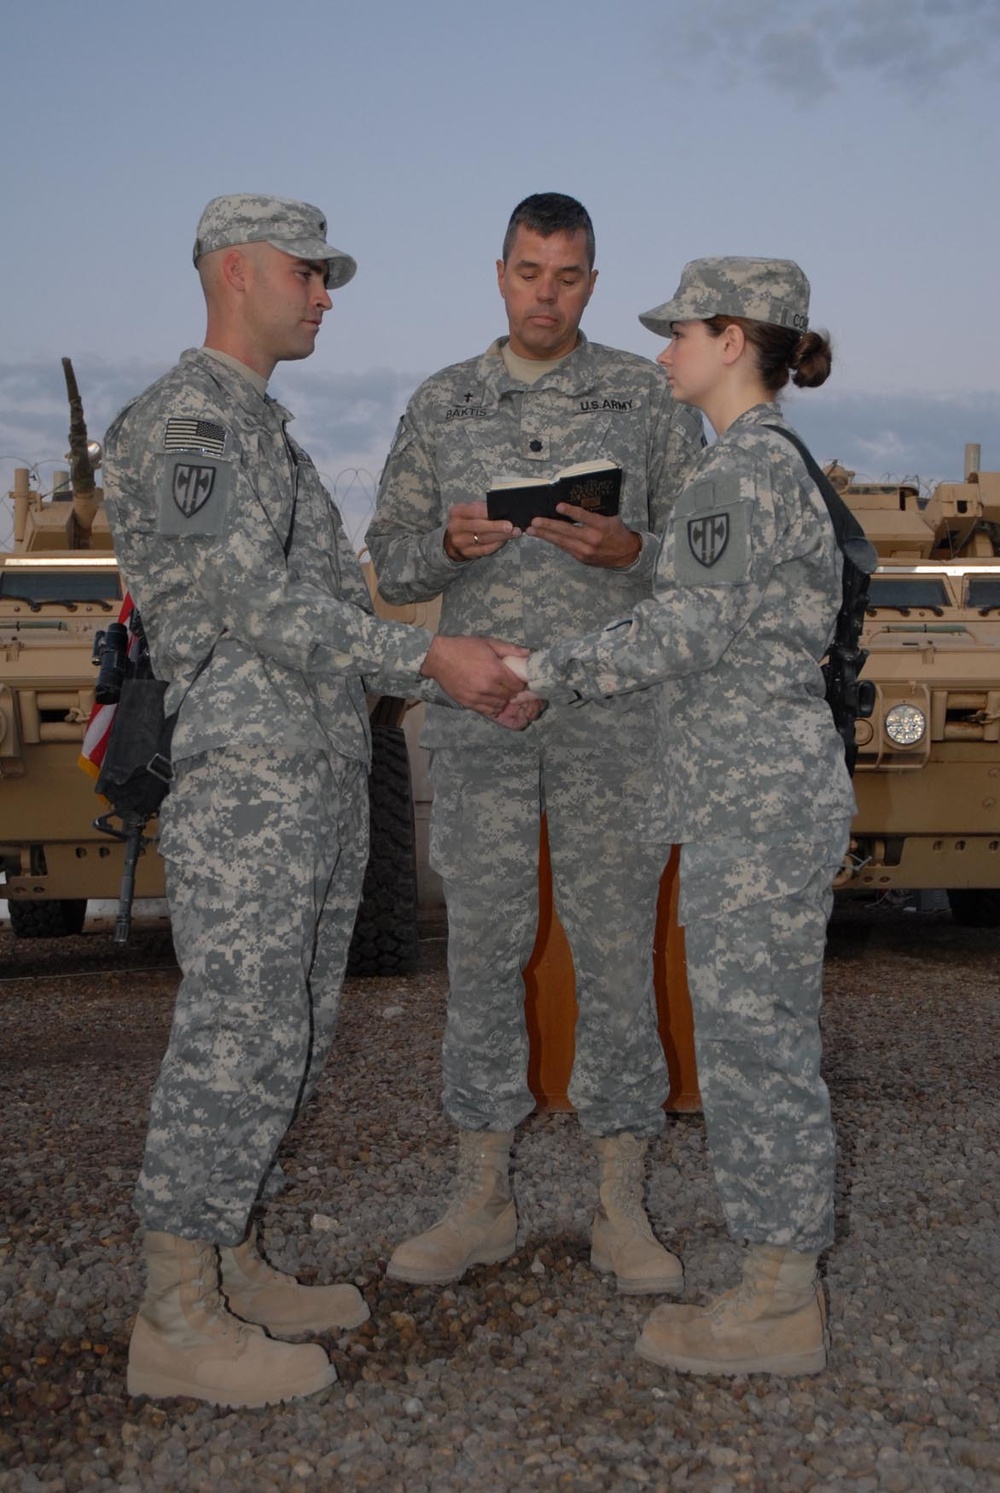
[489,475,549,491]
[555,460,620,479]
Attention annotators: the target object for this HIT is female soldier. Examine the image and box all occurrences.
[509,257,857,1376]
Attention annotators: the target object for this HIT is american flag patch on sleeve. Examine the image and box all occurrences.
[163,417,228,456]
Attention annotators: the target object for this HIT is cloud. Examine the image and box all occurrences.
[272,365,426,547]
[786,386,1000,493]
[0,357,423,553]
[0,356,171,477]
[3,359,998,552]
[669,0,1000,99]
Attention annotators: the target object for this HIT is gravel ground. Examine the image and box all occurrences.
[1,901,999,1492]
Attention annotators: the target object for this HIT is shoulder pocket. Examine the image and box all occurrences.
[673,477,752,585]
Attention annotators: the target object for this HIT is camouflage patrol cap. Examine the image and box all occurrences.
[639,257,809,337]
[192,194,357,288]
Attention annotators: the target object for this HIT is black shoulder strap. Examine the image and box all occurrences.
[762,423,877,575]
[762,424,878,776]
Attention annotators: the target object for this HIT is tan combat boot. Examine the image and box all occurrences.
[127,1231,336,1407]
[590,1132,684,1294]
[219,1226,370,1337]
[635,1244,826,1375]
[386,1129,516,1284]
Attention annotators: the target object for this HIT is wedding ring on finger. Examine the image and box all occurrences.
[472,533,480,545]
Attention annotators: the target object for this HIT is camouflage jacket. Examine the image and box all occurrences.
[525,403,857,839]
[103,349,436,766]
[367,334,703,749]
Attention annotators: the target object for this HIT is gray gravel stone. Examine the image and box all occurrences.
[1,901,999,1490]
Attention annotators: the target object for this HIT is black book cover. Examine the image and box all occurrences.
[486,462,622,527]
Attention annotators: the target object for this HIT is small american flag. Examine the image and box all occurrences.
[78,593,142,781]
[164,417,227,456]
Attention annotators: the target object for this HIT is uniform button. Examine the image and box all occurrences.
[529,439,542,452]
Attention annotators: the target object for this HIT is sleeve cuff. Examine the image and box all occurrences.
[527,653,581,705]
[623,530,656,577]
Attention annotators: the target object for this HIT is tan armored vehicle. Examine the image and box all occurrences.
[1,362,166,935]
[834,442,1000,925]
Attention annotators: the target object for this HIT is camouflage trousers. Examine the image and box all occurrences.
[429,742,668,1137]
[679,823,851,1252]
[134,743,368,1243]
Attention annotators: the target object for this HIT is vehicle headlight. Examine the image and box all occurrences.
[884,703,926,746]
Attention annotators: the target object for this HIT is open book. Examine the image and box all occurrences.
[486,460,622,528]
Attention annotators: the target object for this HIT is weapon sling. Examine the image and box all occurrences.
[763,424,877,775]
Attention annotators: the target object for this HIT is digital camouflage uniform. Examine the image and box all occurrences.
[525,403,856,1250]
[104,348,440,1244]
[367,335,703,1137]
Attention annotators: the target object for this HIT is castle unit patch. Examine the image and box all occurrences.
[156,456,232,536]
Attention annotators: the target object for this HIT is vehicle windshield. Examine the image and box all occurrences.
[867,576,950,610]
[967,576,1000,611]
[0,570,123,604]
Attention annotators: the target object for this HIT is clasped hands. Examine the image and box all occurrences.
[426,496,623,729]
[419,635,543,731]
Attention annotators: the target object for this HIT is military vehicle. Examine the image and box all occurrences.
[1,365,432,969]
[834,443,1000,925]
[0,361,157,936]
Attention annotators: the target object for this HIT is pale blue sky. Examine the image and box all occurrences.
[3,0,999,543]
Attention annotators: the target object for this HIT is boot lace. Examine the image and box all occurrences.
[600,1150,653,1236]
[194,1259,255,1345]
[707,1279,752,1323]
[442,1141,507,1222]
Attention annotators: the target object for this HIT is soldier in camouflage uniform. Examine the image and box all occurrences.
[367,194,703,1292]
[103,194,532,1408]
[509,258,856,1376]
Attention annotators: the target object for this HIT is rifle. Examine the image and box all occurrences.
[92,611,173,944]
[93,802,156,946]
[764,426,877,775]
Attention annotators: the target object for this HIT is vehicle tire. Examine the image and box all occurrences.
[7,898,88,938]
[946,888,1000,928]
[347,724,419,977]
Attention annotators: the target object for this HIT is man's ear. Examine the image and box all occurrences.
[221,247,250,293]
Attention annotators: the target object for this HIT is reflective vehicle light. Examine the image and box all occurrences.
[884,703,926,746]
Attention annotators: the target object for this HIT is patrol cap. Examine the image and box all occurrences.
[192,194,357,289]
[639,257,809,337]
